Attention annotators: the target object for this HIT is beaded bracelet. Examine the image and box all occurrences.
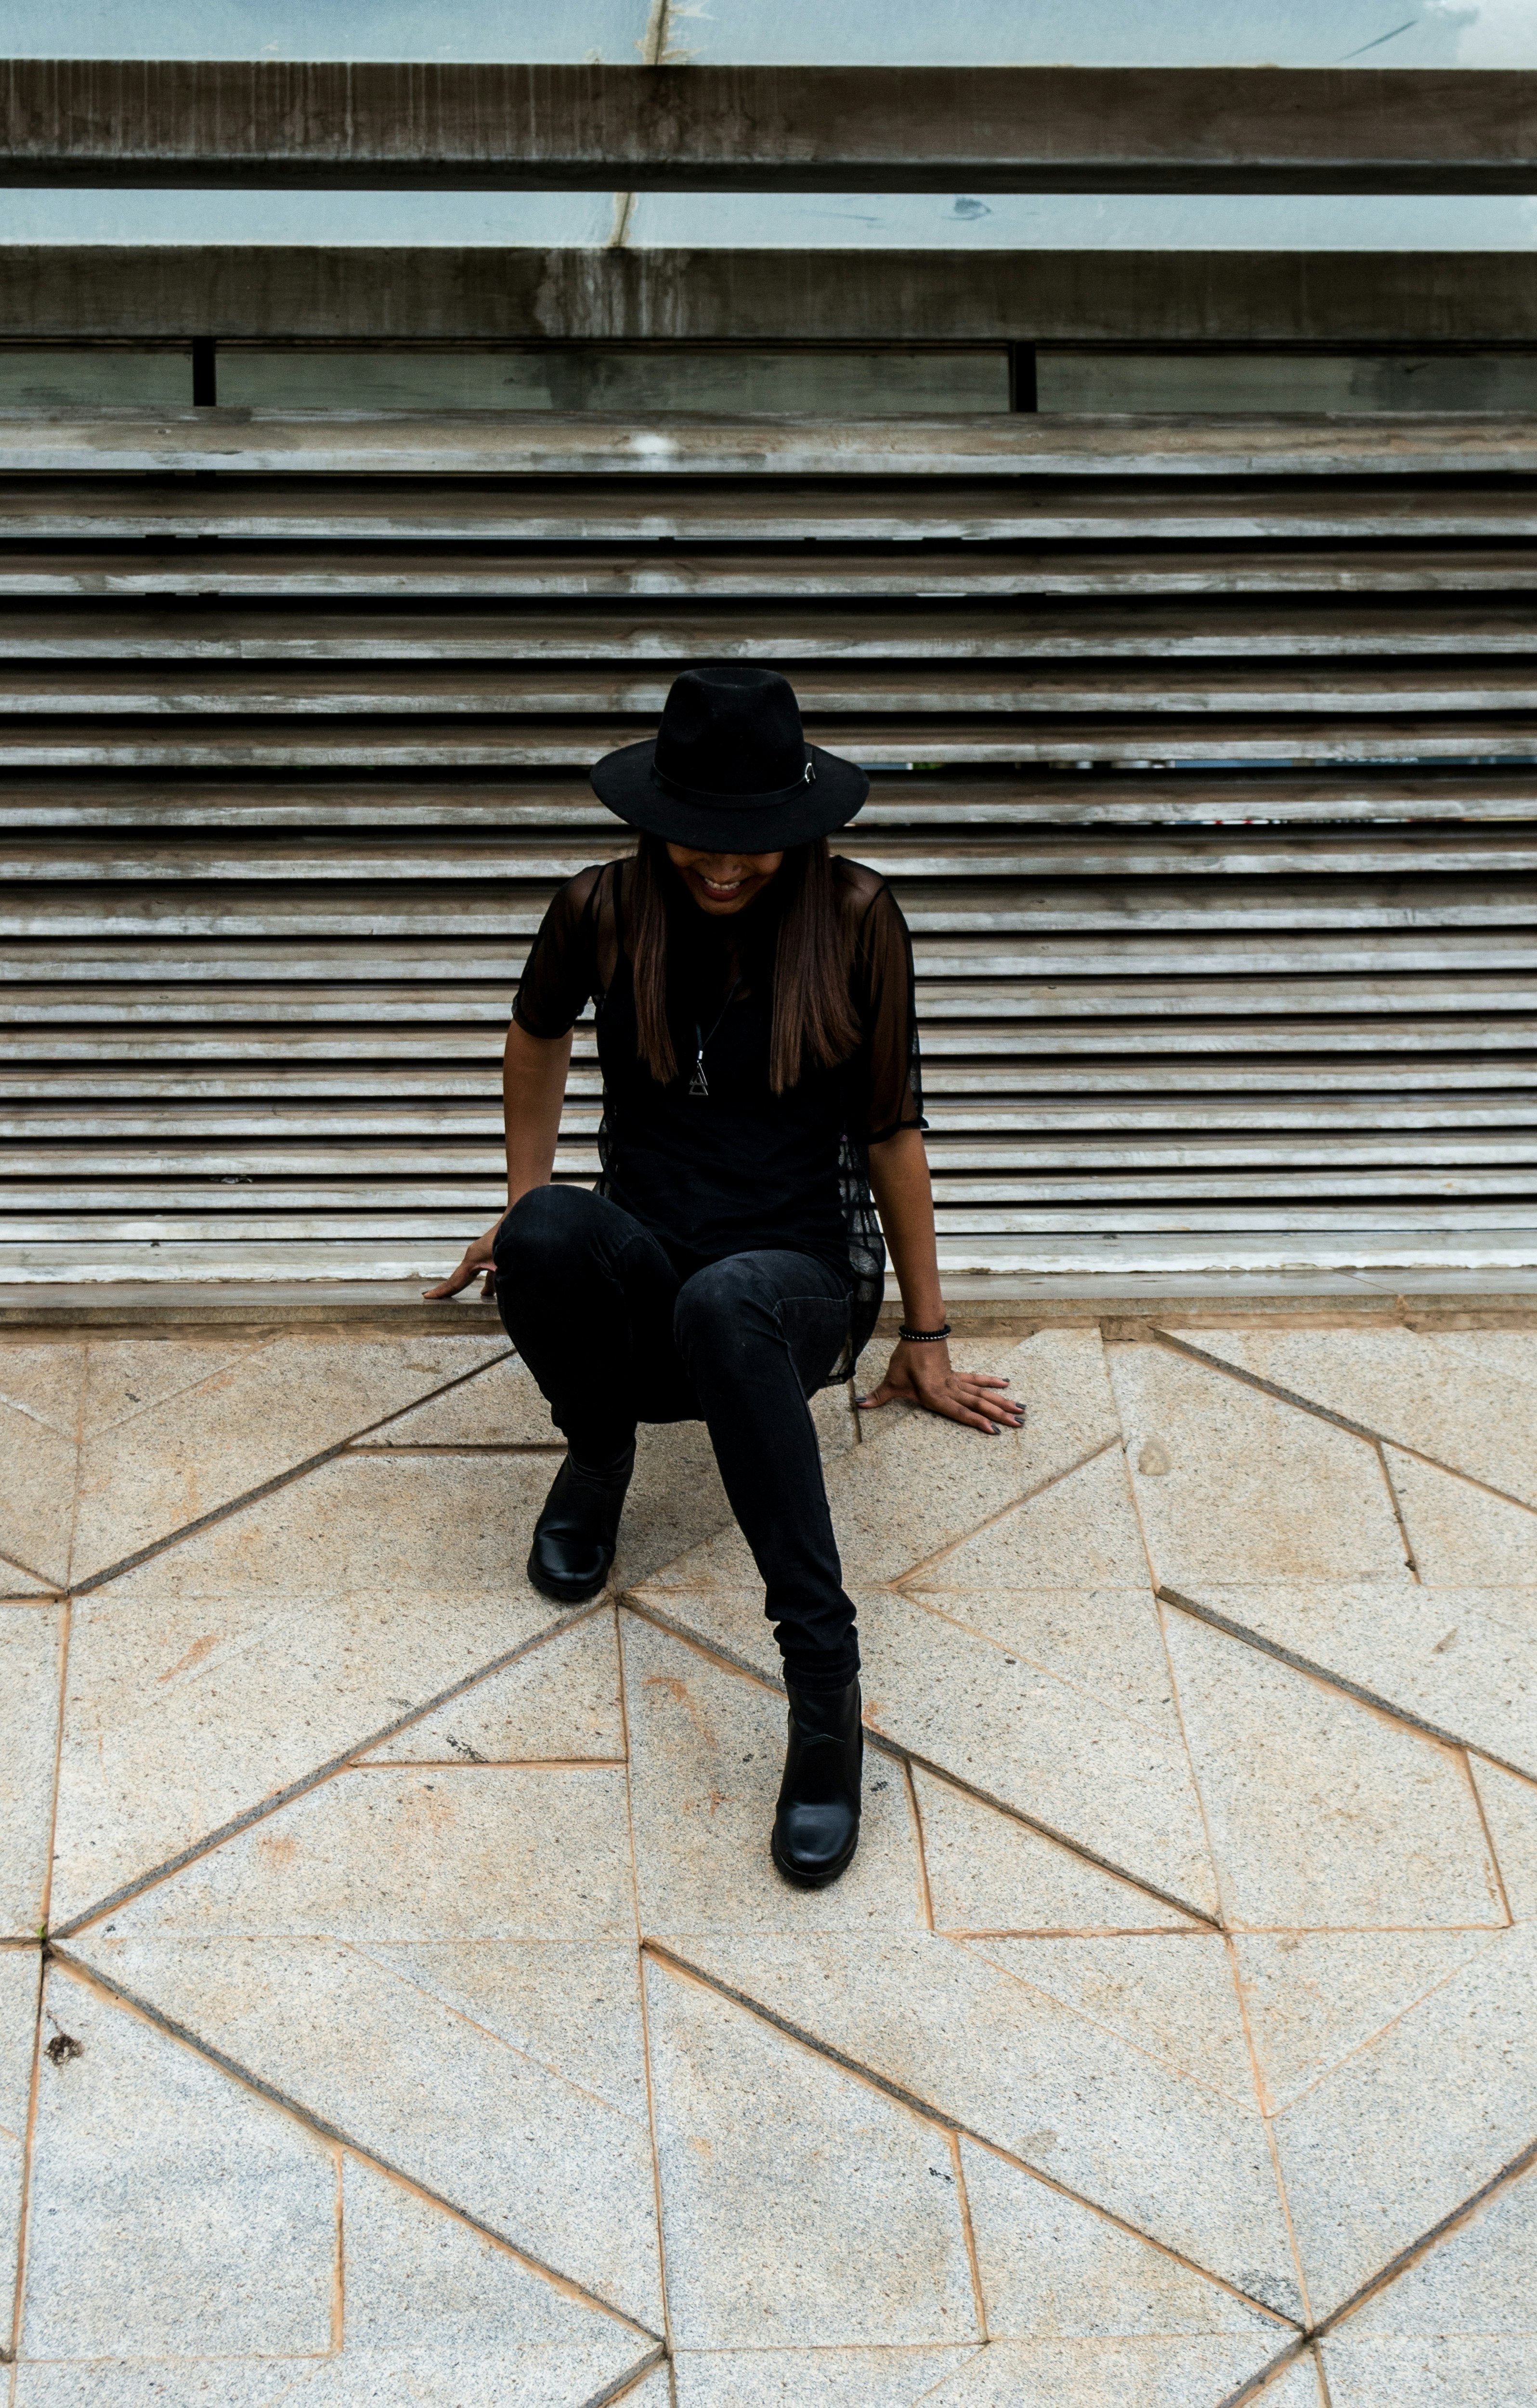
[898,1321,951,1344]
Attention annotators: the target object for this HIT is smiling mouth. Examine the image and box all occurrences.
[698,876,745,900]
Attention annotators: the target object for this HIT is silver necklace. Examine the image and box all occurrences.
[689,976,742,1098]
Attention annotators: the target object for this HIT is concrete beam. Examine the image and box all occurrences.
[4,246,1537,345]
[5,60,1537,195]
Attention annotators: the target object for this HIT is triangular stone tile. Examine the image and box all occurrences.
[1231,1929,1505,2114]
[351,1942,648,2124]
[860,1588,1218,1916]
[1183,1322,1537,1511]
[368,1349,543,1444]
[97,1761,634,1945]
[69,1333,510,1583]
[1108,1340,1411,1589]
[965,1935,1257,2107]
[20,1963,338,2364]
[661,1932,1299,2320]
[1387,1445,1537,1585]
[0,1344,85,1434]
[0,1398,77,1591]
[1272,1917,1537,2318]
[895,1584,1183,1735]
[1160,1606,1505,1929]
[2,1603,65,1935]
[645,1953,979,2349]
[362,1607,624,1763]
[1167,1581,1537,1783]
[72,1933,663,2330]
[673,2345,980,2406]
[906,1445,1147,1591]
[623,1614,925,1936]
[52,1453,563,1926]
[319,2150,652,2400]
[960,2130,1282,2339]
[80,1336,264,1437]
[1472,1757,1537,1920]
[912,1768,1198,1935]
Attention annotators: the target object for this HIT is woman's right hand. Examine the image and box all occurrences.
[423,1216,507,1301]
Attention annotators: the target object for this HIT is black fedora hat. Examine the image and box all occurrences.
[590,665,868,851]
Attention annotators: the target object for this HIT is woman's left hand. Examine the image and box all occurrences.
[857,1340,1023,1436]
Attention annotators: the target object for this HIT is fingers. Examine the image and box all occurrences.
[856,1381,898,1410]
[422,1249,482,1301]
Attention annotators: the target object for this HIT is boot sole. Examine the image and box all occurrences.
[770,1826,860,1888]
[525,1548,611,1607]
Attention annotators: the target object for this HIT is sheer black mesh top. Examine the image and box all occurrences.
[512,854,925,1376]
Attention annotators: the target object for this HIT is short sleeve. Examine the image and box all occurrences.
[512,865,607,1037]
[848,875,925,1145]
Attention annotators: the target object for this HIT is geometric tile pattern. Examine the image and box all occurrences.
[1,1317,1535,2404]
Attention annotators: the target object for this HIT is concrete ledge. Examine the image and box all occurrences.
[6,1273,1537,1335]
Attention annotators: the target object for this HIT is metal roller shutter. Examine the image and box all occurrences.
[3,406,1535,1284]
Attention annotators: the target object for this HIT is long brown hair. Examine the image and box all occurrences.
[626,834,859,1094]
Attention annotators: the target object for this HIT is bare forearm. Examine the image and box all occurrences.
[866,1126,945,1328]
[503,1021,573,1206]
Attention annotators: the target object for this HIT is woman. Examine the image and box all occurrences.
[428,665,1019,1886]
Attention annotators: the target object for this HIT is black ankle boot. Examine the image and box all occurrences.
[527,1444,635,1605]
[770,1677,863,1887]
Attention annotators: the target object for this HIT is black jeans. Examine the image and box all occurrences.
[494,1184,859,1689]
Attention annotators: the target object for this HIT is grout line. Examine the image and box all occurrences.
[51,1613,581,1938]
[0,1550,59,1595]
[330,2141,346,2356]
[1147,1326,1537,1520]
[1115,1398,1169,1595]
[1156,1584,1537,1782]
[1373,1440,1422,1582]
[1223,1929,1278,2120]
[620,1593,1218,1924]
[34,1595,70,1941]
[48,1948,663,2343]
[1218,2340,1316,2407]
[595,2350,671,2404]
[1254,2106,1316,2334]
[614,1612,676,2371]
[62,1339,87,1598]
[1150,1592,1229,1931]
[349,1442,566,1455]
[891,1435,1119,1587]
[1254,1928,1508,2117]
[947,2127,990,2345]
[1312,2129,1537,2341]
[344,1595,610,1762]
[1465,1752,1517,1926]
[643,1939,1300,2330]
[1312,2338,1336,2407]
[350,1754,628,1770]
[5,1944,44,2364]
[903,1758,937,1932]
[65,1345,515,1597]
[329,1941,628,2121]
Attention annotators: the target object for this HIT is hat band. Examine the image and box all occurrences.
[651,754,817,810]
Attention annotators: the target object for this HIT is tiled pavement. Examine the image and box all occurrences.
[2,1314,1536,2406]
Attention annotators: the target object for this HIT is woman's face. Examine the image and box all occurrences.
[665,842,784,916]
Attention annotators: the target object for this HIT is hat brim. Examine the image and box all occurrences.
[589,739,868,851]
